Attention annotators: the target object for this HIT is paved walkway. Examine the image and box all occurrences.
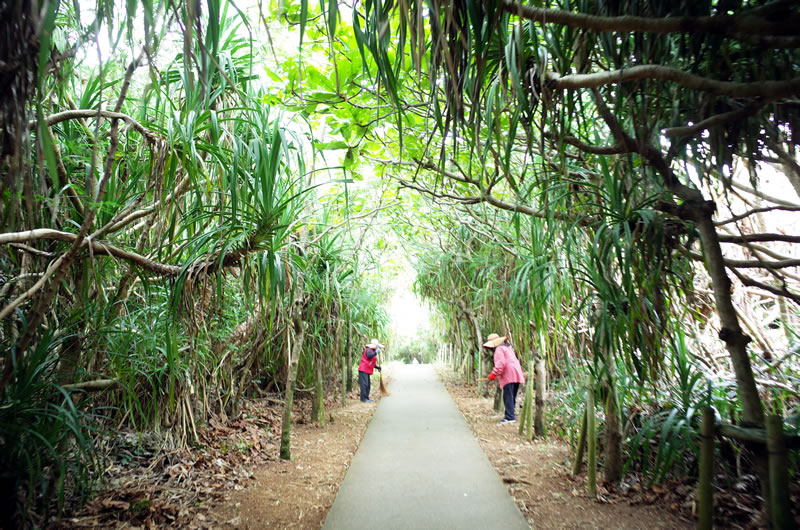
[323,364,529,530]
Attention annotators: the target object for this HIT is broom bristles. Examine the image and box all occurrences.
[379,374,391,396]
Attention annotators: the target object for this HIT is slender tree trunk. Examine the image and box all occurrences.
[341,350,347,406]
[690,205,770,509]
[534,356,547,437]
[593,93,765,427]
[587,386,597,496]
[280,218,308,459]
[465,308,484,395]
[603,354,622,483]
[280,303,304,460]
[345,308,353,393]
[691,208,763,424]
[572,409,588,476]
[313,352,325,426]
[493,385,503,411]
[56,264,86,384]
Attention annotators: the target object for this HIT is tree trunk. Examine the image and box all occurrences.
[280,217,308,459]
[493,385,503,412]
[312,352,325,426]
[592,99,770,508]
[689,202,769,507]
[592,93,765,428]
[587,386,597,496]
[534,356,547,437]
[572,409,587,476]
[465,308,484,395]
[341,349,347,406]
[346,308,353,393]
[603,356,622,483]
[280,303,304,459]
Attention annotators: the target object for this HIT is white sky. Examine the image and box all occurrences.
[387,259,430,339]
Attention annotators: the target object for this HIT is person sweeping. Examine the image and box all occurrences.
[358,338,383,402]
[484,333,525,424]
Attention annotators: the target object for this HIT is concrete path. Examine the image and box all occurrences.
[323,364,529,530]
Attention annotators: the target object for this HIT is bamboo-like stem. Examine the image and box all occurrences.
[520,368,533,437]
[493,385,503,412]
[281,217,308,459]
[313,354,325,427]
[346,311,353,393]
[698,407,715,530]
[766,415,793,529]
[572,409,587,476]
[587,387,597,496]
[341,352,347,406]
[534,356,546,436]
[518,382,529,436]
[525,361,535,441]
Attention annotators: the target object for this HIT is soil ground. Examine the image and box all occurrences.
[215,396,378,529]
[57,365,794,528]
[52,385,381,529]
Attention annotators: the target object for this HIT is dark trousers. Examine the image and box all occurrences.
[358,370,371,401]
[503,382,520,420]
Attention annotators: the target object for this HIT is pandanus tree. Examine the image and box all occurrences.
[0,0,393,519]
[319,0,800,507]
[0,0,798,522]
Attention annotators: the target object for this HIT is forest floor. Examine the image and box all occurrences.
[54,365,795,529]
[215,395,379,529]
[53,386,380,529]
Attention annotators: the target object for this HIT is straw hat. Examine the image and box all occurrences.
[483,333,506,348]
[366,338,384,349]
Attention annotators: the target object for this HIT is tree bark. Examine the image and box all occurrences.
[280,303,304,460]
[603,354,622,483]
[280,220,307,459]
[534,356,547,437]
[499,0,799,37]
[312,352,325,426]
[346,309,353,393]
[689,205,763,424]
[464,307,484,395]
[547,67,800,99]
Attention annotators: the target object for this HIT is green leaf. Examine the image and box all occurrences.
[315,140,350,150]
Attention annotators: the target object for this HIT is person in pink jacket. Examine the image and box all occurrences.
[484,333,525,424]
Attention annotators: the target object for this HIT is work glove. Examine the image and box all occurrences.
[488,373,496,381]
[376,366,382,372]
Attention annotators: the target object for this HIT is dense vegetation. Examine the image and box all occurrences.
[1,0,798,526]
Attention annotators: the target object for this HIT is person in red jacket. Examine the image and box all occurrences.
[484,333,525,423]
[358,338,383,402]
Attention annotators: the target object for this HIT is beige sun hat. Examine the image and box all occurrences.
[483,333,506,348]
[366,338,383,349]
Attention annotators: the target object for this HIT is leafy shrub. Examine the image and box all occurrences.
[0,331,101,525]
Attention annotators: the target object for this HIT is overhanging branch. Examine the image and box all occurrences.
[663,98,775,138]
[718,233,800,244]
[34,109,162,144]
[730,268,800,307]
[500,0,800,37]
[547,67,800,99]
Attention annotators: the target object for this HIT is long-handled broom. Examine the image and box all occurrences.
[378,352,391,396]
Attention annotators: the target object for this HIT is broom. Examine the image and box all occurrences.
[378,352,391,396]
